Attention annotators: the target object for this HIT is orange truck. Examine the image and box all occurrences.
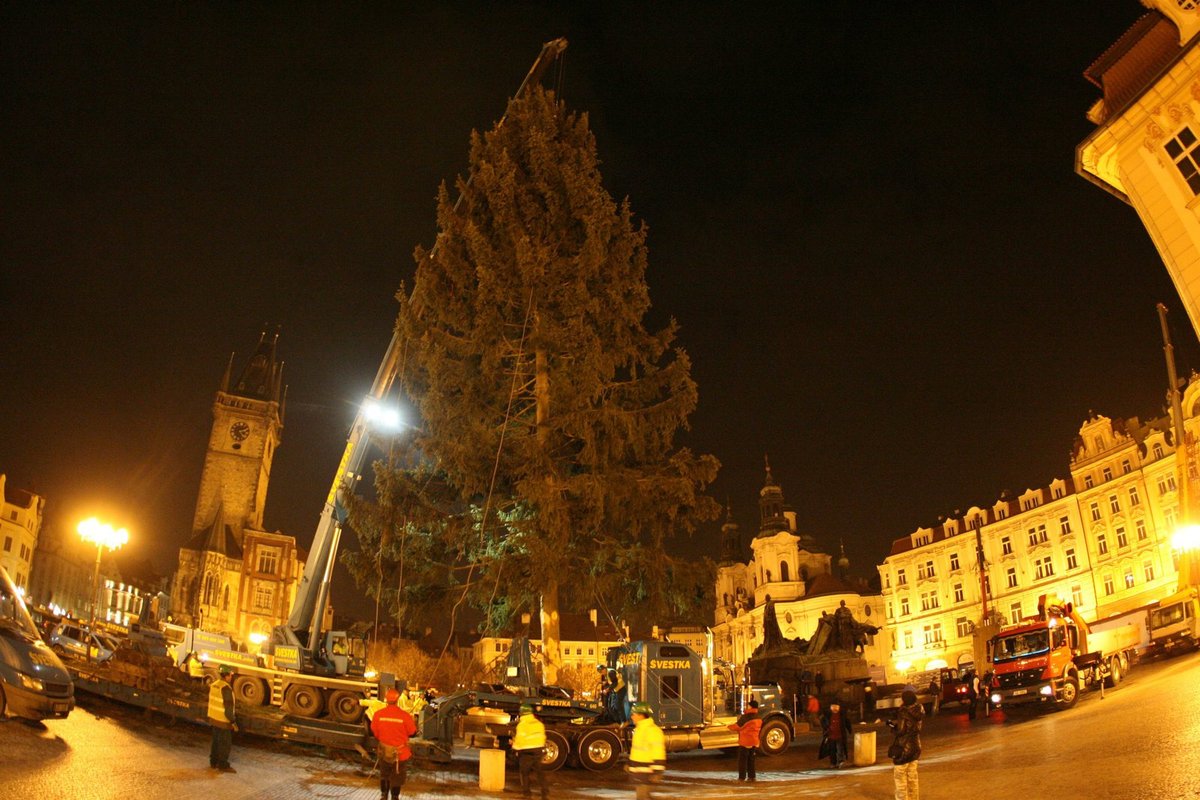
[988,594,1139,711]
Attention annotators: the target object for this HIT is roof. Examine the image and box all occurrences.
[1084,12,1183,124]
[803,571,863,599]
[180,508,243,559]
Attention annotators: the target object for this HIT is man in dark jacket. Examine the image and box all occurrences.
[819,703,848,768]
[888,690,924,799]
[728,699,762,781]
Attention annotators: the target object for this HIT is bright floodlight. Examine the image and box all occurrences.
[1171,524,1200,553]
[363,399,403,430]
[77,517,129,550]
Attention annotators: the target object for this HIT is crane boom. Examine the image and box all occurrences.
[273,37,569,669]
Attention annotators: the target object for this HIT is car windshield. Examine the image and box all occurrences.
[992,630,1049,662]
[0,569,41,641]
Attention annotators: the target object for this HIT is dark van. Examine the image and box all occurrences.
[0,566,74,719]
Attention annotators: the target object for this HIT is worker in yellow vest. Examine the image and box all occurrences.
[627,702,665,800]
[207,664,237,772]
[512,703,549,800]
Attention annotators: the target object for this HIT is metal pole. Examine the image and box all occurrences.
[88,545,101,662]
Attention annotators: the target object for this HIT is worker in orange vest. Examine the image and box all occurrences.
[728,699,762,781]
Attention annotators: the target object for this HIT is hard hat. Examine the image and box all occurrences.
[519,703,534,715]
[631,702,652,716]
[385,688,401,703]
[218,664,233,676]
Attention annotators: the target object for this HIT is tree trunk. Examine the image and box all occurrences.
[540,582,561,685]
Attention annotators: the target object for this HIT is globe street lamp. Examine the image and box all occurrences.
[77,517,129,661]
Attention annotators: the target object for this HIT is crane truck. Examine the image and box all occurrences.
[414,638,798,771]
[988,594,1139,711]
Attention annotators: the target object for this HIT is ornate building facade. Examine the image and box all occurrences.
[170,332,304,645]
[711,462,888,681]
[0,474,45,592]
[879,389,1198,677]
[1077,1,1200,336]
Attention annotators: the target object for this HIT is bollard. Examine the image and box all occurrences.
[479,748,506,791]
[852,724,877,767]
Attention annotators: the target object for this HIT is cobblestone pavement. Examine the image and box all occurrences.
[4,653,1199,799]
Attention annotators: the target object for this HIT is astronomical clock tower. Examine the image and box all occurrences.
[171,330,302,644]
[193,330,285,535]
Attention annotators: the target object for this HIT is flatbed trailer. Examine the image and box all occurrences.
[67,659,369,751]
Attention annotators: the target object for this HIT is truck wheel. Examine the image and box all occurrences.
[328,690,364,723]
[283,684,325,718]
[540,730,570,771]
[576,729,622,771]
[758,718,792,756]
[232,675,266,706]
[1057,674,1079,710]
[1105,657,1122,688]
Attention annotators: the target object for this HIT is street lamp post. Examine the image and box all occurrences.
[77,517,129,661]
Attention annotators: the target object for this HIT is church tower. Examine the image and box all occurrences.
[758,456,789,537]
[192,330,285,541]
[720,502,741,564]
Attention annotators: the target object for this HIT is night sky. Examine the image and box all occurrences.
[3,3,1197,617]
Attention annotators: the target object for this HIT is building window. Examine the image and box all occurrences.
[1102,467,1112,482]
[1035,555,1055,580]
[1027,525,1048,546]
[1153,443,1165,459]
[1097,533,1109,556]
[920,590,940,611]
[1066,548,1078,570]
[1071,585,1084,608]
[1090,502,1102,521]
[1166,507,1178,529]
[1006,567,1018,588]
[1158,475,1177,494]
[956,617,971,638]
[253,583,274,612]
[1109,495,1120,514]
[949,552,960,571]
[1010,603,1022,623]
[918,560,936,580]
[1116,527,1128,549]
[923,623,943,645]
[222,585,230,611]
[1001,537,1012,556]
[2,536,9,552]
[998,508,1007,519]
[953,583,964,603]
[1144,561,1155,582]
[1054,485,1064,499]
[1136,519,1147,541]
[1165,126,1200,194]
[1059,516,1072,536]
[1122,459,1132,474]
[1084,475,1095,489]
[256,546,280,575]
[903,630,913,650]
[897,569,907,586]
[900,597,910,616]
[887,602,893,619]
[1128,486,1141,506]
[780,561,789,582]
[1124,568,1135,590]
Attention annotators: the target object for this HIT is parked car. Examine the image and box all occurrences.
[48,621,117,662]
[0,566,75,720]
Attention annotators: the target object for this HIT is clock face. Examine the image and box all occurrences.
[230,421,251,442]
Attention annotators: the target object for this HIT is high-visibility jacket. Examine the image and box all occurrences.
[628,717,666,771]
[207,679,234,728]
[371,704,417,761]
[360,697,387,722]
[728,708,762,747]
[512,713,546,751]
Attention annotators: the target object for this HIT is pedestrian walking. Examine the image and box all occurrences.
[887,690,924,800]
[371,687,419,800]
[805,693,821,731]
[982,670,997,716]
[819,702,848,769]
[207,664,237,772]
[627,702,666,800]
[513,704,550,800]
[728,699,762,782]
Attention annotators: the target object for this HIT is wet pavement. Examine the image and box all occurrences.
[2,652,1198,799]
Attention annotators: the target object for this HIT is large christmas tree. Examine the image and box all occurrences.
[392,87,719,681]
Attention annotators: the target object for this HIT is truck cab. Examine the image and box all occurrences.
[1148,589,1200,657]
